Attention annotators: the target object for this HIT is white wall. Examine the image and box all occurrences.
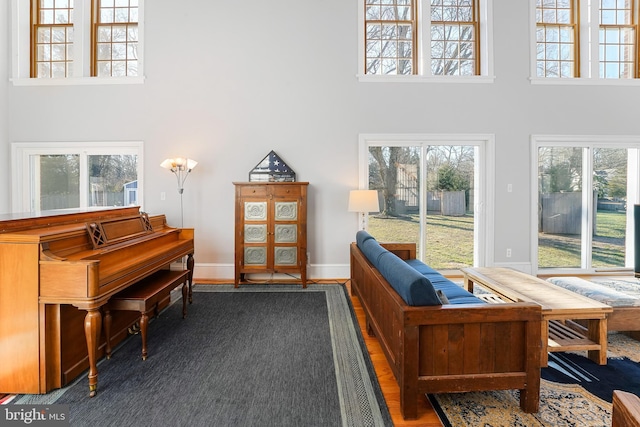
[3,0,640,279]
[0,2,9,215]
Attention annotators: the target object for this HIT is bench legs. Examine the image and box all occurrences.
[140,311,149,360]
[104,280,188,361]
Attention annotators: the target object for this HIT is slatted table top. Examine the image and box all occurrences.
[462,267,613,317]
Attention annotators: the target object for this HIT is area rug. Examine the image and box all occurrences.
[428,332,640,427]
[8,284,392,427]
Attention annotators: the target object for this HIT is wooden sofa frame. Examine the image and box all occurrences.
[350,242,543,420]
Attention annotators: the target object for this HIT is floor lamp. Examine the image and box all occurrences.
[160,157,198,228]
[348,190,379,230]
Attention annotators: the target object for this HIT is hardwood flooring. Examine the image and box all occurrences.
[349,289,444,426]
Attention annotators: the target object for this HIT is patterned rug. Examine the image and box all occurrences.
[429,332,640,427]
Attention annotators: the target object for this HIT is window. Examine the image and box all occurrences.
[93,0,139,77]
[532,136,640,273]
[32,0,74,78]
[430,0,480,75]
[365,0,416,75]
[600,0,637,78]
[533,0,640,81]
[359,134,494,270]
[11,0,144,84]
[535,0,578,77]
[360,0,492,80]
[11,142,144,212]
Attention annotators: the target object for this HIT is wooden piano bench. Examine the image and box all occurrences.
[103,269,190,361]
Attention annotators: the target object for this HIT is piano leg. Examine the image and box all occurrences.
[84,308,102,397]
[187,253,195,303]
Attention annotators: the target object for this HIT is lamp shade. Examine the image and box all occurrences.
[161,157,198,171]
[348,190,379,213]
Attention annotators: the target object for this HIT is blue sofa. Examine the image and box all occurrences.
[356,230,483,306]
[350,231,543,420]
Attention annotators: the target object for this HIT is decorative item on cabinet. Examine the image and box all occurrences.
[248,150,296,182]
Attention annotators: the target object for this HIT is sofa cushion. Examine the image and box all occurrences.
[356,230,375,248]
[360,237,389,265]
[547,277,640,307]
[355,231,446,306]
[405,259,486,305]
[375,251,442,306]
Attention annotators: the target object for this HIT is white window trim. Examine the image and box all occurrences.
[528,0,640,86]
[10,0,145,86]
[530,134,640,275]
[11,141,145,212]
[357,0,495,83]
[358,133,495,269]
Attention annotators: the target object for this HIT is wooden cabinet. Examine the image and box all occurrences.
[234,182,308,288]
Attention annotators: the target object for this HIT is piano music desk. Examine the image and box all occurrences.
[104,269,190,361]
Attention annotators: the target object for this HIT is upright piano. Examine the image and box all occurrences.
[0,206,194,397]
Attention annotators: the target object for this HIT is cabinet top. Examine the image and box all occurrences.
[233,182,309,186]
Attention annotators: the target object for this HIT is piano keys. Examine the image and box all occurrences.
[0,206,194,397]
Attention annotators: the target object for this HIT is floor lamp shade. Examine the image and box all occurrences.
[348,190,379,230]
[348,190,380,213]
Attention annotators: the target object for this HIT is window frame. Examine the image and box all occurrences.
[31,0,75,78]
[11,141,145,212]
[535,0,580,78]
[530,0,640,85]
[530,134,640,275]
[11,0,145,86]
[358,0,495,83]
[92,0,140,77]
[358,133,495,270]
[599,0,639,79]
[430,0,481,76]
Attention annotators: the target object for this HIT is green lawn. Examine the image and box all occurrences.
[368,210,626,269]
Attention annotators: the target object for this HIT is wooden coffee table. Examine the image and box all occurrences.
[461,267,613,366]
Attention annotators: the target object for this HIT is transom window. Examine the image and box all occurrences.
[533,0,640,80]
[33,0,75,78]
[430,0,479,75]
[600,0,637,78]
[94,0,139,77]
[361,0,488,78]
[535,0,578,78]
[13,0,143,83]
[365,0,416,75]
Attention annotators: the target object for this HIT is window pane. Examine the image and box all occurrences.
[424,145,475,269]
[37,155,80,210]
[87,155,138,207]
[368,146,421,254]
[599,0,636,78]
[34,1,74,78]
[365,0,415,75]
[431,1,478,76]
[592,148,627,268]
[538,146,583,268]
[368,145,475,270]
[536,0,576,78]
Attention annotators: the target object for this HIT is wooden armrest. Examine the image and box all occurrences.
[613,390,640,427]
